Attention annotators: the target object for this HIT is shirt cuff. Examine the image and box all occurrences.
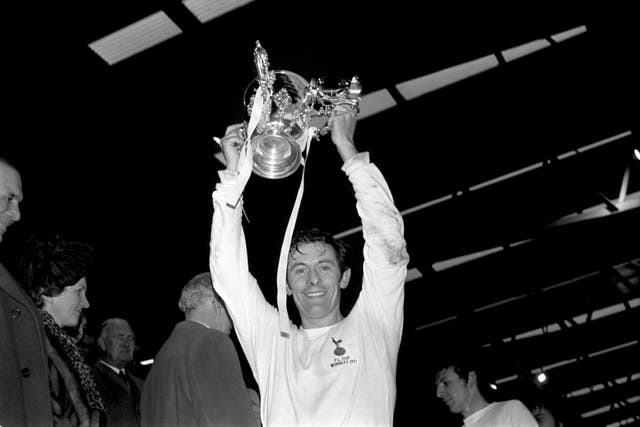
[217,169,239,184]
[341,152,370,175]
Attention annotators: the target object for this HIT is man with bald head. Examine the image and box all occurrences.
[141,272,259,427]
[93,317,144,427]
[0,157,53,426]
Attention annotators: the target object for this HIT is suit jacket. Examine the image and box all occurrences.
[0,262,53,427]
[140,320,258,427]
[92,361,144,427]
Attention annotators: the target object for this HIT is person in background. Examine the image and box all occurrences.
[21,232,104,426]
[529,396,565,427]
[435,354,538,427]
[0,156,53,426]
[141,272,259,427]
[93,318,144,427]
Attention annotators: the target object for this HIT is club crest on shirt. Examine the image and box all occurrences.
[329,337,358,368]
[332,337,346,355]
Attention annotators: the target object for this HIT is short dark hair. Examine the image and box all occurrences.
[20,233,94,307]
[435,351,494,399]
[289,228,350,273]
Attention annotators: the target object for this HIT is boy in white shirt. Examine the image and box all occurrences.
[435,357,538,427]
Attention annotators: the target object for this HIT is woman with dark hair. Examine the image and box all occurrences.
[21,234,104,427]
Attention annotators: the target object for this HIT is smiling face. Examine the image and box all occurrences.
[286,241,351,329]
[0,162,22,243]
[43,277,89,328]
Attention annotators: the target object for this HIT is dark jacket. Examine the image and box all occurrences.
[141,320,258,427]
[92,362,143,427]
[0,262,53,427]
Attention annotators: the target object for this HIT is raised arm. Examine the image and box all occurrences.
[330,107,409,345]
[209,124,277,368]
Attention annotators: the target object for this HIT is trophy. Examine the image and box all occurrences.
[243,41,362,179]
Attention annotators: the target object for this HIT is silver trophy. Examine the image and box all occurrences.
[243,41,362,179]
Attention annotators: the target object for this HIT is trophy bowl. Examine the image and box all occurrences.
[243,70,311,179]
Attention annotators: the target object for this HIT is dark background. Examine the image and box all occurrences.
[2,1,638,425]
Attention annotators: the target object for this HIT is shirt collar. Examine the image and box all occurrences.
[188,319,210,329]
[100,359,125,375]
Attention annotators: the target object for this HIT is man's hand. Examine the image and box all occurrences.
[327,105,359,162]
[220,123,247,173]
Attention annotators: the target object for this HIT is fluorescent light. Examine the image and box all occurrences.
[358,89,397,119]
[140,358,154,366]
[501,39,551,62]
[567,373,640,398]
[432,246,503,272]
[576,130,632,153]
[551,25,587,43]
[89,11,182,65]
[182,0,255,23]
[468,162,544,191]
[395,54,499,100]
[495,374,518,384]
[406,268,423,283]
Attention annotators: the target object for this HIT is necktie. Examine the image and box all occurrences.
[119,370,140,419]
[119,370,130,391]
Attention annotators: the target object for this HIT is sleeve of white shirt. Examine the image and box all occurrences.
[209,169,278,373]
[344,153,409,348]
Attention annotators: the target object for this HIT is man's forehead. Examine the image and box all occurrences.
[435,367,459,383]
[289,241,336,260]
[107,320,134,334]
[0,164,22,193]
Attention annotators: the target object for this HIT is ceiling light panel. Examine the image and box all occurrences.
[358,89,397,119]
[395,54,499,100]
[89,11,182,66]
[183,0,255,23]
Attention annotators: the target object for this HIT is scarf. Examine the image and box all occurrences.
[40,309,105,412]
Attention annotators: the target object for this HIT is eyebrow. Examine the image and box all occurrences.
[289,262,308,270]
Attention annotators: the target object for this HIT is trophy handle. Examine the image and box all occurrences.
[307,76,362,137]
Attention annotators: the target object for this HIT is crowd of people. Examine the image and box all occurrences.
[2,106,556,426]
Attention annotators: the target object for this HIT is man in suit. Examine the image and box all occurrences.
[93,318,144,427]
[141,272,259,427]
[0,156,53,426]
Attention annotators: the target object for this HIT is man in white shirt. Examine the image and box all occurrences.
[435,357,538,427]
[210,106,409,426]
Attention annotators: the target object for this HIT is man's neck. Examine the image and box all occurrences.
[301,312,344,330]
[187,318,211,329]
[462,395,490,418]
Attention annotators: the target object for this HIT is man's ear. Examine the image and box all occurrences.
[468,371,478,389]
[286,285,292,296]
[213,299,224,315]
[339,268,351,290]
[97,336,106,351]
